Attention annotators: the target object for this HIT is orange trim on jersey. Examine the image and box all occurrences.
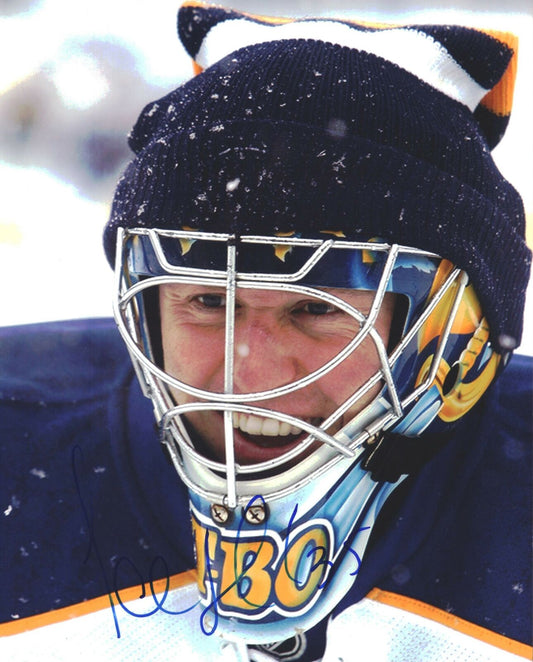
[367,587,533,659]
[0,569,197,638]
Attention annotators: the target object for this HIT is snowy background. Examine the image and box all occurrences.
[1,0,531,354]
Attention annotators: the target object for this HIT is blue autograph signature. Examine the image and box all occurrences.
[73,446,368,639]
[197,494,369,636]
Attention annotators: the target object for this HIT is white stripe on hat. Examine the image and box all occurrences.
[195,18,488,112]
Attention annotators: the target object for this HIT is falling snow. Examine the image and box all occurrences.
[226,178,240,192]
[332,156,346,172]
[138,538,150,550]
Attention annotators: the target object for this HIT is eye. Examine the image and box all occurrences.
[194,293,225,309]
[298,301,340,316]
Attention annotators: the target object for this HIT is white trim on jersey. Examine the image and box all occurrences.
[1,579,530,661]
[323,591,531,661]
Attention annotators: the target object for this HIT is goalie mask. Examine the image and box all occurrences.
[105,3,530,646]
[113,227,504,642]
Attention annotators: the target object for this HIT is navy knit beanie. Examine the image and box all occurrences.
[104,2,531,350]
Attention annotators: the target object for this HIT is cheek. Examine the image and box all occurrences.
[316,333,386,406]
[161,325,225,389]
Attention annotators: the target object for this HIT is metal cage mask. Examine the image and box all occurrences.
[113,227,502,507]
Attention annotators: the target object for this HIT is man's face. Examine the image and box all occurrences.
[159,284,395,465]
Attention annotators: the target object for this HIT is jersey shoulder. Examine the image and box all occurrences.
[0,318,129,404]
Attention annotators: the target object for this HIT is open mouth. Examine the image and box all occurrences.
[232,412,313,437]
[231,412,323,451]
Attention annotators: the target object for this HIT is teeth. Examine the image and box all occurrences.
[245,415,263,435]
[279,421,292,436]
[232,413,305,437]
[262,418,280,436]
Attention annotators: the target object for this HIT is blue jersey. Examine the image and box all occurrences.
[0,319,531,660]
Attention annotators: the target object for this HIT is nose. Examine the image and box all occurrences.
[232,315,303,395]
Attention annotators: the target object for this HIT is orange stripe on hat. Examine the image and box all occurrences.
[478,29,518,117]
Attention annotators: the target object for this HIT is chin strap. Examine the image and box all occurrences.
[361,430,453,483]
